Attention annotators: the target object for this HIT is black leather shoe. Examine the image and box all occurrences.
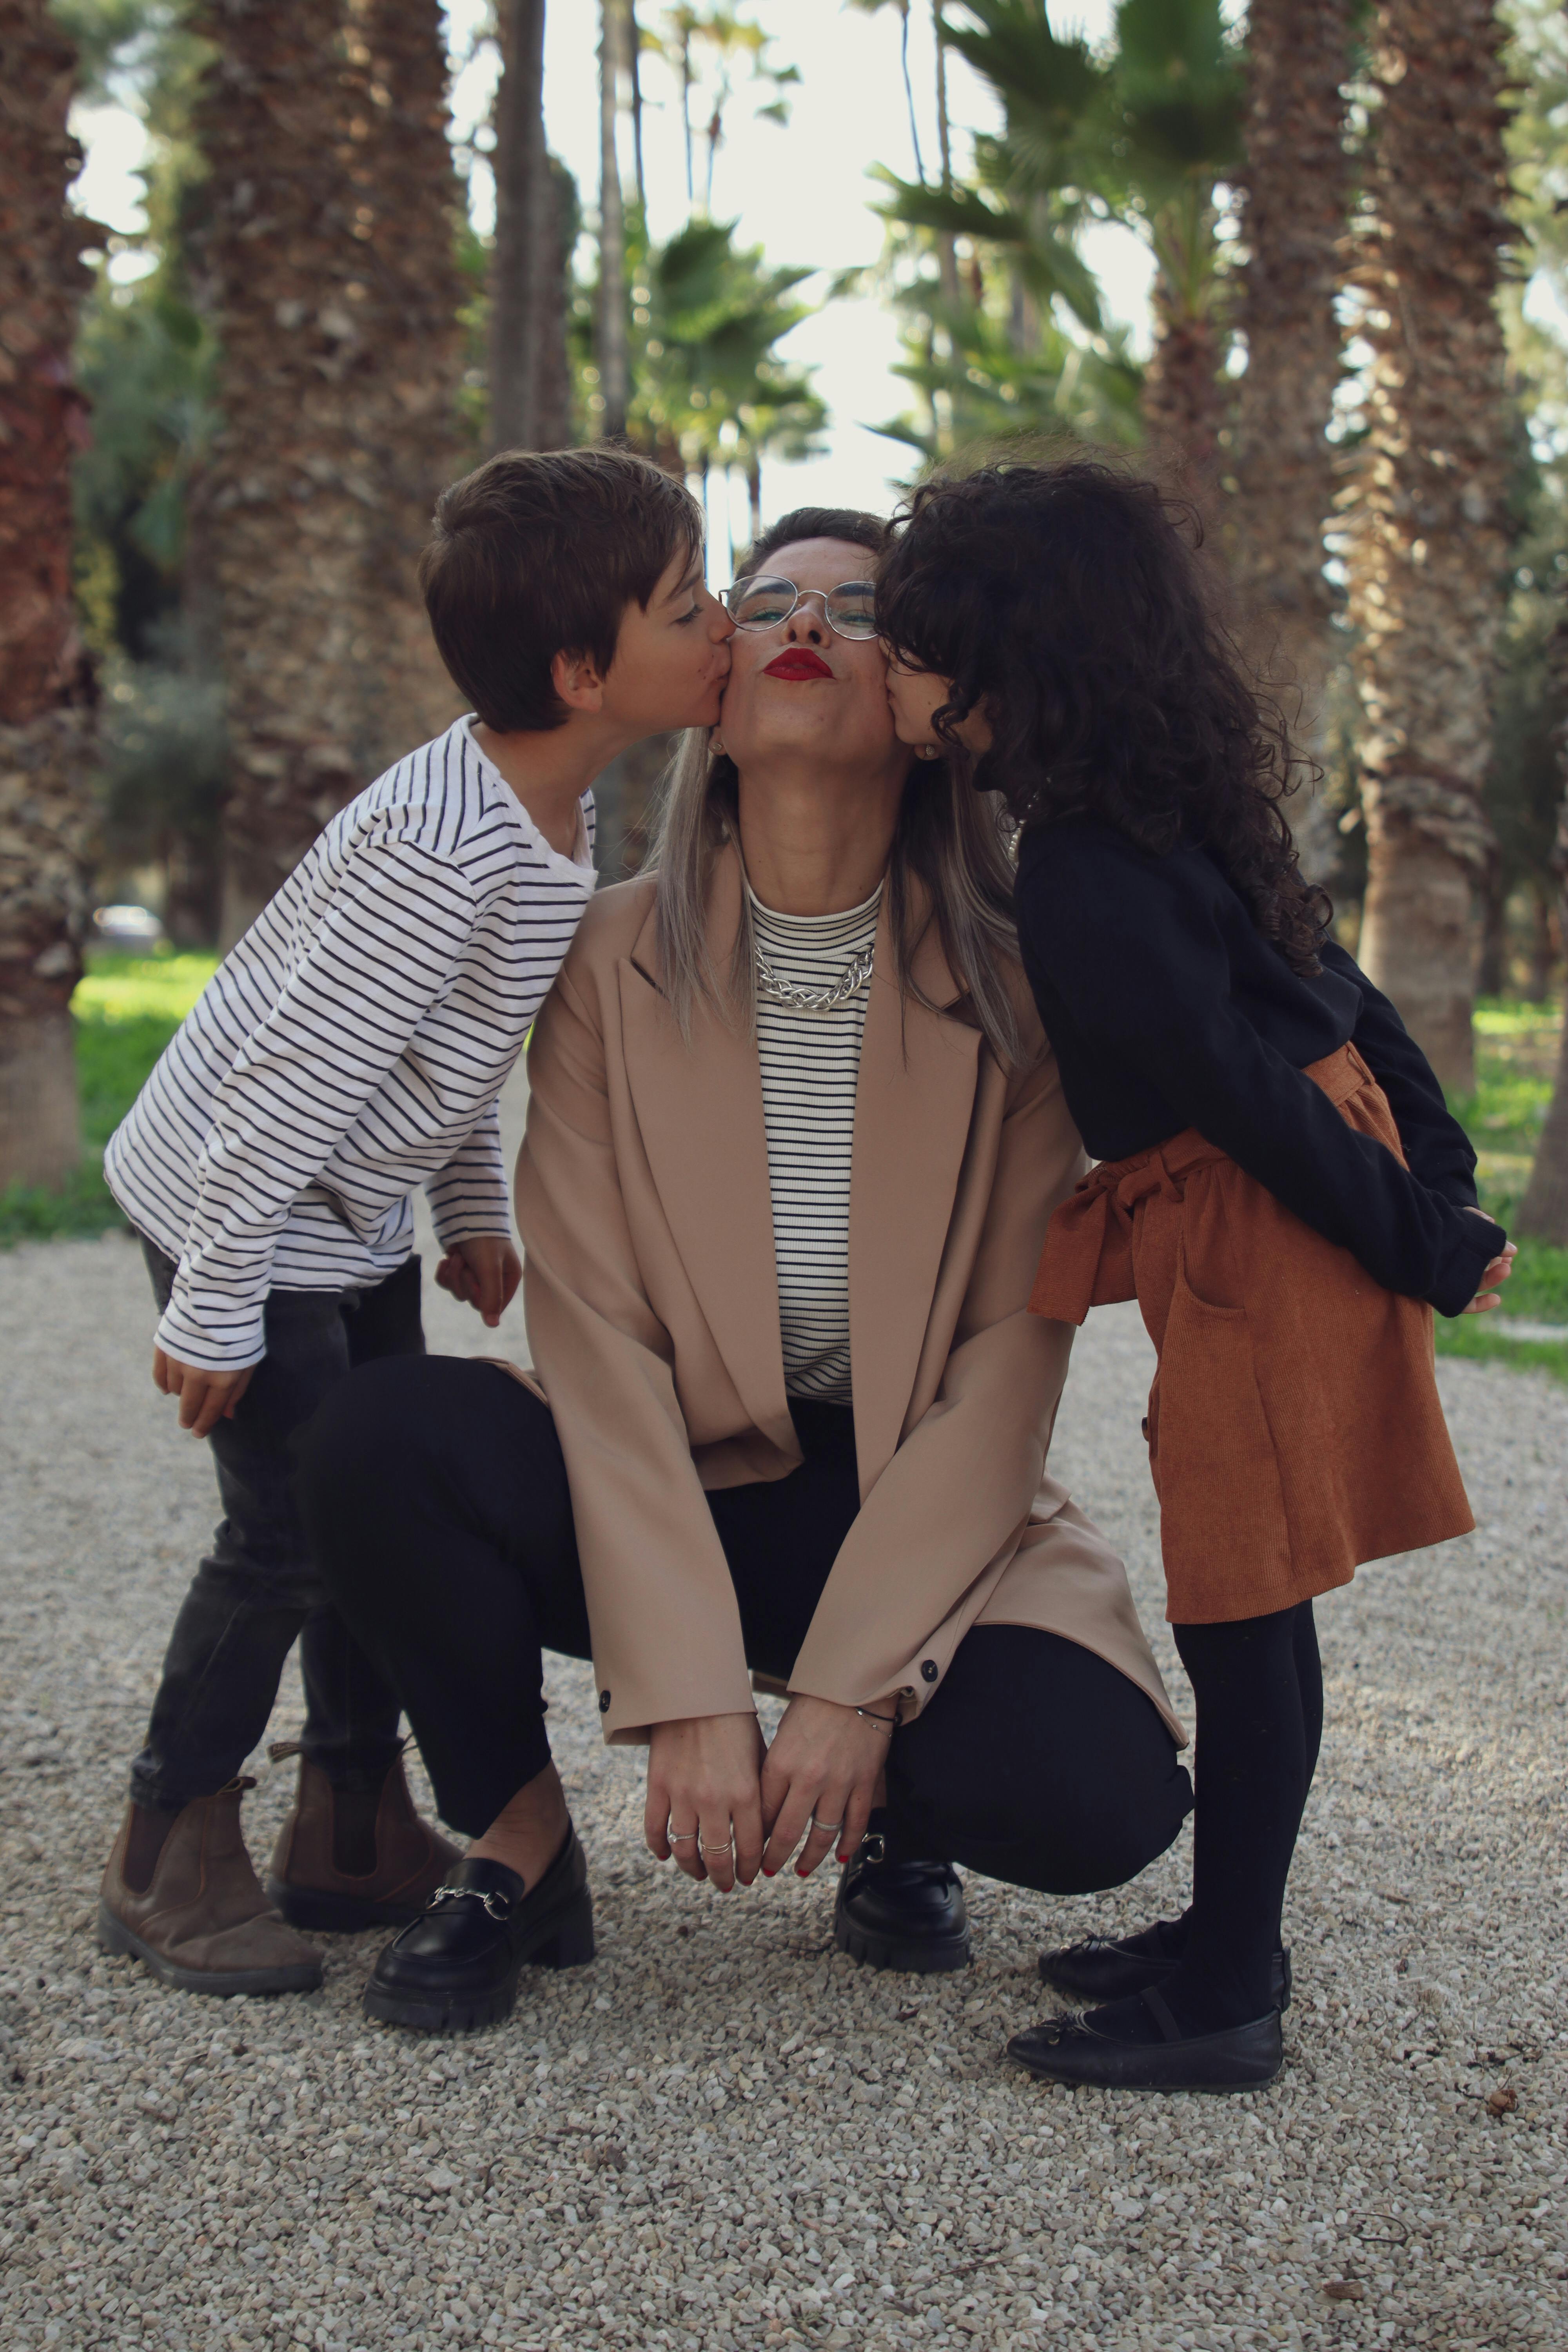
[1039,1925,1292,2012]
[834,1834,970,1974]
[1007,1988,1283,2093]
[363,1835,594,2033]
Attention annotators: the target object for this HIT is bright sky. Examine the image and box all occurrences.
[71,1,1156,547]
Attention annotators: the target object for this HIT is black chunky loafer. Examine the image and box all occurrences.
[1039,1925,1292,2012]
[1007,1988,1283,2093]
[834,1834,970,1974]
[363,1833,594,2033]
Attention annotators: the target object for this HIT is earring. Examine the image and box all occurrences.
[915,742,942,761]
[711,734,727,757]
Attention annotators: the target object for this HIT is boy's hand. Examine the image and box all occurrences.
[436,1234,522,1328]
[1461,1207,1517,1313]
[152,1348,254,1439]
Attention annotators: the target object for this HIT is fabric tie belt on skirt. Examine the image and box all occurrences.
[1031,1046,1372,1328]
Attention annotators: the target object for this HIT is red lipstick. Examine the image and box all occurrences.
[763,648,833,681]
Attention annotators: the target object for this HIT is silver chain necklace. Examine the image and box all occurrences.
[753,933,876,1016]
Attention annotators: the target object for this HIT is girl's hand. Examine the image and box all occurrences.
[1460,1210,1517,1313]
[436,1234,522,1327]
[759,1695,893,1880]
[644,1712,766,1893]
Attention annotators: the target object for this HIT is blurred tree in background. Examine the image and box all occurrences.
[9,0,1568,1210]
[0,0,100,1189]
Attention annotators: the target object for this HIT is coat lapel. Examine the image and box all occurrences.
[849,897,982,1498]
[618,845,795,1452]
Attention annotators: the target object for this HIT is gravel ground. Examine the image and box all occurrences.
[2,1189,1566,2352]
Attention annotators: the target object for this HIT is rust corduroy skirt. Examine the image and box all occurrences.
[1029,1043,1474,1624]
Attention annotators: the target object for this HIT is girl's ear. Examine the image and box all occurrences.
[552,648,607,714]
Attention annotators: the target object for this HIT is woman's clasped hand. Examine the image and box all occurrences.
[643,1695,895,1892]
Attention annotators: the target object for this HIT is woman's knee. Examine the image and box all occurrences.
[891,1624,1194,1893]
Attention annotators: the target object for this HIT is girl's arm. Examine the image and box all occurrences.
[1318,941,1481,1208]
[1020,845,1504,1318]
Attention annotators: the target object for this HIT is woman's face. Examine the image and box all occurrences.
[884,656,995,757]
[715,538,909,780]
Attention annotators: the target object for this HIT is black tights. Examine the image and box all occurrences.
[1099,1599,1323,2038]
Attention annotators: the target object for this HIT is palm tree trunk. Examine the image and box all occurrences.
[1229,0,1350,711]
[932,2,960,311]
[1341,0,1512,1093]
[0,0,98,1189]
[353,0,468,764]
[897,1,925,183]
[489,0,552,451]
[597,0,630,438]
[628,0,646,213]
[191,0,464,943]
[1516,627,1568,1240]
[1140,185,1228,501]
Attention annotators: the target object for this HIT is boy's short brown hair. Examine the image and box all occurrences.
[419,445,704,733]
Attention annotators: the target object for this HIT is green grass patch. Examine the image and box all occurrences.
[1434,1315,1568,1384]
[1454,996,1563,1217]
[1434,993,1568,1378]
[0,947,218,1249]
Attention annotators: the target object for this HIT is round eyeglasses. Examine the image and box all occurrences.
[722,574,879,640]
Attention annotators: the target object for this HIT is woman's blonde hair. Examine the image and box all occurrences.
[644,497,1023,1064]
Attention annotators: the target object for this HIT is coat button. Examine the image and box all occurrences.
[598,1690,611,1713]
[920,1659,938,1684]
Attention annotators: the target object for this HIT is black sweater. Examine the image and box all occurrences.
[1014,817,1505,1319]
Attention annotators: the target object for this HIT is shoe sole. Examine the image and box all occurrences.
[835,1915,971,1975]
[1006,2029,1283,2095]
[1008,2051,1282,2093]
[362,1902,596,2034]
[265,1877,428,1933]
[96,1901,323,1997]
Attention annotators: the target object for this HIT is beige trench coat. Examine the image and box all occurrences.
[513,843,1182,1749]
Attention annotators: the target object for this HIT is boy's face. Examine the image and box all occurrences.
[601,546,734,733]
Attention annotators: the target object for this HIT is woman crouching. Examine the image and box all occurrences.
[298,506,1192,2034]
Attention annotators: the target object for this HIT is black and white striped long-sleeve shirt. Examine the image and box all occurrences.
[105,718,597,1371]
[751,882,881,1405]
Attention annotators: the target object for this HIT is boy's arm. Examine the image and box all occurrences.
[158,831,477,1372]
[425,1097,511,1245]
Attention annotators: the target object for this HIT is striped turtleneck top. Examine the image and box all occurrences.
[749,880,882,1406]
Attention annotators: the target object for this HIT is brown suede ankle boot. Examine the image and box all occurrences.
[98,1779,323,1996]
[265,1742,460,1932]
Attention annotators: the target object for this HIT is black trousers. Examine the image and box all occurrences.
[132,1241,424,1811]
[299,1357,1194,1894]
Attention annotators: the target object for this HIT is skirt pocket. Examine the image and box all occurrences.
[1155,1250,1293,1612]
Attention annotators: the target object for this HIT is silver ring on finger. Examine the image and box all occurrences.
[667,1827,698,1845]
[809,1818,844,1838]
[699,1837,733,1857]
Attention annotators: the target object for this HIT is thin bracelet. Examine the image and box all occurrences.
[855,1706,896,1735]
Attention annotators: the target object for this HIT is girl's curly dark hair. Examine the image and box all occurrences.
[875,456,1332,976]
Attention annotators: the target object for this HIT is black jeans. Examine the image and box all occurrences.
[132,1239,425,1811]
[299,1357,1194,1893]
